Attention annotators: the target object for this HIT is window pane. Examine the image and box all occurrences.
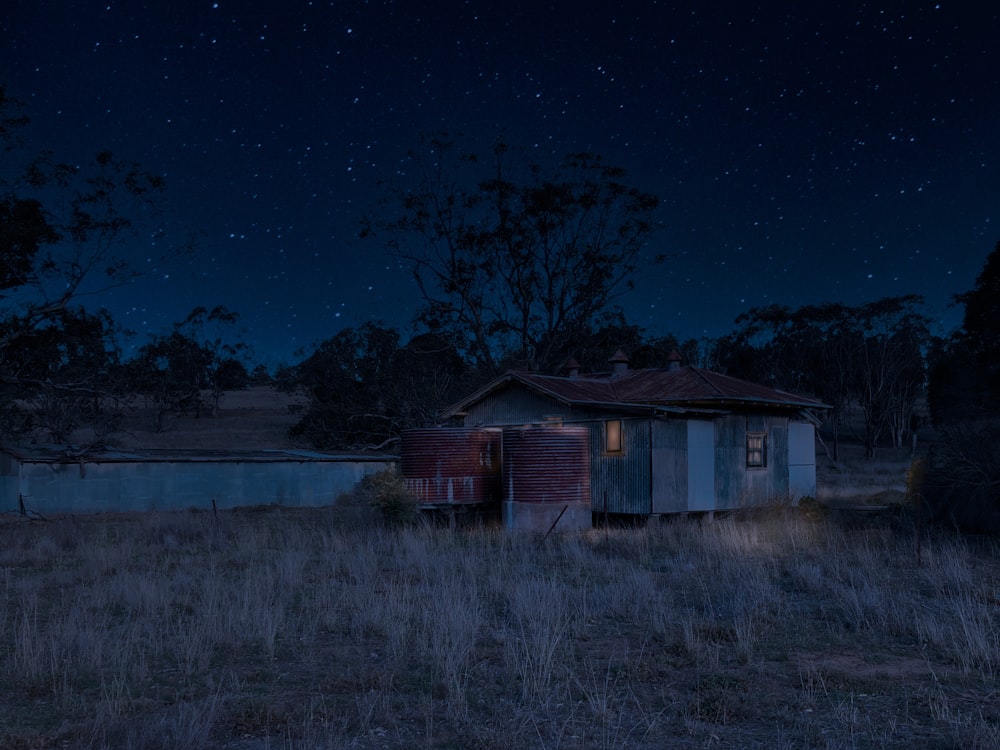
[747,433,766,467]
[606,420,623,453]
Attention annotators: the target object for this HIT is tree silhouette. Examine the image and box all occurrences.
[285,322,470,450]
[1,86,168,441]
[126,307,247,431]
[723,296,929,459]
[929,241,1000,424]
[366,135,661,374]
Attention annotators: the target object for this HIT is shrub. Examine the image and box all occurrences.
[363,467,418,526]
[797,495,826,521]
[919,420,1000,533]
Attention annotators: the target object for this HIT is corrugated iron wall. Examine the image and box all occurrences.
[590,419,651,515]
[769,423,790,498]
[464,388,571,426]
[651,419,688,513]
[715,414,791,508]
[687,420,716,511]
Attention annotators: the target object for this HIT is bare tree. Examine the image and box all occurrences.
[852,296,928,456]
[367,136,662,373]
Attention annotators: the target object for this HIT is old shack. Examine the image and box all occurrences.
[440,352,828,517]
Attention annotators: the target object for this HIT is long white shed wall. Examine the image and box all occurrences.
[4,456,396,514]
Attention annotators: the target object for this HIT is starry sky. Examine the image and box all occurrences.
[2,1,998,366]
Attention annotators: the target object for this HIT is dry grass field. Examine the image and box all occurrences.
[2,498,998,749]
[5,394,996,748]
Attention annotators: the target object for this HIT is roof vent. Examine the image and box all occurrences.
[666,350,683,371]
[608,349,630,376]
[562,357,581,378]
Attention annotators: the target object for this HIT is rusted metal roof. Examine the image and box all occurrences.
[441,365,829,420]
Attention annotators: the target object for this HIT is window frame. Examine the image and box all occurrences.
[605,419,624,454]
[746,431,767,469]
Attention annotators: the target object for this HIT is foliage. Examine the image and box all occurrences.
[127,331,214,431]
[0,86,167,441]
[366,135,662,374]
[285,322,471,450]
[126,306,248,431]
[721,296,929,459]
[929,241,1000,424]
[918,420,1000,534]
[921,245,1000,532]
[539,314,702,374]
[1,103,166,321]
[361,467,418,526]
[0,307,129,443]
[956,240,1000,358]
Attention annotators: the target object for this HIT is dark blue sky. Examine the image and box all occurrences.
[2,1,997,365]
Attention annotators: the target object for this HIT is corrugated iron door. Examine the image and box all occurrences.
[788,421,816,499]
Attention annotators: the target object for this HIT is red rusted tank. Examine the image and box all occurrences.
[502,426,592,532]
[400,428,501,506]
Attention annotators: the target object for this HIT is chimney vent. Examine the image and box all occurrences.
[609,349,630,376]
[666,350,683,371]
[562,357,581,378]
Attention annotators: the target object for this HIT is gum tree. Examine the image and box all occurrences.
[366,136,662,374]
[1,86,167,441]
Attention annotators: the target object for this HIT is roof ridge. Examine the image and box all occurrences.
[687,365,723,395]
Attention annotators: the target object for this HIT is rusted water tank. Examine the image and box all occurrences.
[400,428,501,507]
[501,426,592,533]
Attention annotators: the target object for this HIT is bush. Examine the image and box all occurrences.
[363,468,418,526]
[918,420,1000,533]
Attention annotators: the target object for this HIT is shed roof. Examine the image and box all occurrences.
[441,365,829,420]
[1,444,398,464]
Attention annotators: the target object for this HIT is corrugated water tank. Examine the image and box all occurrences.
[400,428,501,506]
[502,425,592,532]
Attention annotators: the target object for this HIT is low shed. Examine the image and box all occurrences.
[1,445,396,515]
[441,352,829,516]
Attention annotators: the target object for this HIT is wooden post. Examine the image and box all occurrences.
[539,505,569,547]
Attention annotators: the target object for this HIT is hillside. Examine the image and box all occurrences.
[105,387,308,451]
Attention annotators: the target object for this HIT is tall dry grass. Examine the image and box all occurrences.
[1,505,998,749]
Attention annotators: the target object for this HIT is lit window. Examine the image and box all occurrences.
[606,420,623,453]
[746,433,767,468]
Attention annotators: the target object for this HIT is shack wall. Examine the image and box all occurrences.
[591,419,651,515]
[715,414,792,508]
[651,419,687,514]
[463,387,575,426]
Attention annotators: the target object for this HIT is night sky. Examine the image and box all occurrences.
[2,1,998,366]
